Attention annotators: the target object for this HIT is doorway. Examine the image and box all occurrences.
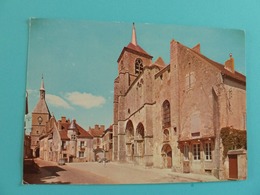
[229,154,238,179]
[162,144,172,168]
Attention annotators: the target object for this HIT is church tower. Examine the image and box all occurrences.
[113,23,153,161]
[117,23,153,85]
[30,76,51,157]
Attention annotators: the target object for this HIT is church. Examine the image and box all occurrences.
[30,77,51,157]
[112,24,246,180]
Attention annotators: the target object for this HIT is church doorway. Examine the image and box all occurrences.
[125,120,135,162]
[161,144,172,168]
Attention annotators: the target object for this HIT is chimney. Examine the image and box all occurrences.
[224,53,235,73]
[95,124,99,131]
[100,125,105,132]
[61,116,66,123]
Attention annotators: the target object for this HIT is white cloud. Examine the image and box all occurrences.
[65,91,106,109]
[46,94,73,109]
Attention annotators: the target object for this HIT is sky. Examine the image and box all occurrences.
[25,19,245,133]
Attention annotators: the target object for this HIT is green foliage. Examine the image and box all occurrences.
[220,127,247,160]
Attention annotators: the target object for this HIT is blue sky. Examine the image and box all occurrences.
[25,19,245,132]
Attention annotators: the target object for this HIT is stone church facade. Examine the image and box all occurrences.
[112,24,246,179]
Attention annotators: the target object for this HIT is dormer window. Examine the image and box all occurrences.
[135,58,143,74]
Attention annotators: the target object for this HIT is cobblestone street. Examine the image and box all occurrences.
[23,158,218,184]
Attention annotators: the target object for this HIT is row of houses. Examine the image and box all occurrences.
[25,75,113,163]
[24,79,113,163]
[39,116,113,163]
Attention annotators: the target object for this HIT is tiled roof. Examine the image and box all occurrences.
[58,121,93,140]
[76,124,93,139]
[107,125,113,130]
[117,42,153,62]
[88,128,104,137]
[32,99,51,114]
[153,57,166,68]
[183,43,246,84]
[126,43,152,57]
[103,125,113,134]
[58,121,70,132]
[59,130,70,141]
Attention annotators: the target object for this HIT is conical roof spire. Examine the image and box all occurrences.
[131,23,137,46]
[40,74,45,91]
[68,119,76,130]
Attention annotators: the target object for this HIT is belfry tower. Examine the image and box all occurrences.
[113,23,153,161]
[30,76,51,157]
[117,23,153,79]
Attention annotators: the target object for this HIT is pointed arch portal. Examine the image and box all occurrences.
[136,123,145,158]
[125,120,134,161]
[161,144,172,168]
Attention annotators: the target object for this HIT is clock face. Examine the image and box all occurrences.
[38,116,43,124]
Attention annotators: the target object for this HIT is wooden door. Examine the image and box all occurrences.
[166,151,172,168]
[229,154,238,179]
[183,161,190,173]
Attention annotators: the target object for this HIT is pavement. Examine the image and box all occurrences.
[23,158,114,184]
[23,158,219,184]
[67,161,219,184]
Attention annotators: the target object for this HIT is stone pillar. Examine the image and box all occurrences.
[112,124,118,161]
[144,105,154,167]
[170,40,182,171]
[133,140,138,164]
[118,134,126,162]
[112,76,119,161]
[118,121,126,162]
[144,135,153,167]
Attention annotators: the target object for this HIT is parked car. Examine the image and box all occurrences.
[58,158,66,165]
[98,158,110,163]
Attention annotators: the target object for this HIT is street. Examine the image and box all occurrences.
[23,159,115,184]
[23,158,218,184]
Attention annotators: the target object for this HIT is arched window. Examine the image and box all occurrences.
[135,58,143,74]
[163,129,169,141]
[125,120,134,143]
[162,100,171,128]
[136,123,145,157]
[136,123,144,140]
